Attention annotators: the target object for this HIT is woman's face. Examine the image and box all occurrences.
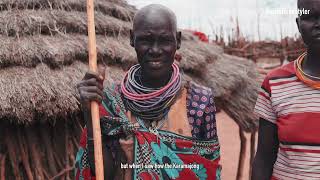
[130,12,181,80]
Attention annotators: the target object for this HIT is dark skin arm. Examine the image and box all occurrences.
[77,67,115,179]
[251,118,279,180]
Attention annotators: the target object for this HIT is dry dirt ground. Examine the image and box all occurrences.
[216,111,255,180]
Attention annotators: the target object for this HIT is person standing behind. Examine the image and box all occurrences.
[252,0,320,179]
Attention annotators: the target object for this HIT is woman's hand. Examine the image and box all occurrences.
[77,66,106,111]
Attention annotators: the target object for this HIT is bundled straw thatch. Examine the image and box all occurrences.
[0,10,131,37]
[0,0,260,179]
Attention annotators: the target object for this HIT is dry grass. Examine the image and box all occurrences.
[0,33,221,71]
[0,35,135,68]
[0,61,125,124]
[204,54,260,131]
[178,40,222,75]
[0,10,131,37]
[0,0,135,21]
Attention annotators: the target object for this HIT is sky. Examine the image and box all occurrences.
[126,0,299,41]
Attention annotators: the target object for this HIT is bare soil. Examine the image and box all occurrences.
[216,111,253,180]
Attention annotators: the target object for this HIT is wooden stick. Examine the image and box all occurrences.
[0,154,6,180]
[39,126,57,176]
[236,127,247,180]
[86,0,104,179]
[43,169,50,180]
[65,122,70,180]
[17,129,34,180]
[26,129,44,180]
[249,130,257,180]
[49,166,74,180]
[5,129,22,180]
[0,154,2,180]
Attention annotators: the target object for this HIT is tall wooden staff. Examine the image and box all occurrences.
[86,0,104,179]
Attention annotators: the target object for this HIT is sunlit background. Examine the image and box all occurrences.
[127,0,299,41]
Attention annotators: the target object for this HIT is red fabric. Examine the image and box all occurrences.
[278,113,320,144]
[260,62,296,92]
[134,131,220,180]
[267,61,295,79]
[258,91,270,100]
[79,128,87,148]
[76,169,80,180]
[175,139,194,149]
[268,78,299,86]
[192,31,209,42]
[175,168,198,180]
[75,83,220,180]
[280,147,320,154]
[260,76,272,95]
[77,128,96,180]
[82,168,94,180]
[138,171,160,180]
[99,104,109,116]
[271,176,278,180]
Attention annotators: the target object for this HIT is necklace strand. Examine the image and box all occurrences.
[295,52,320,89]
[121,63,182,121]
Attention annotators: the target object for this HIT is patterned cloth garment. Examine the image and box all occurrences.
[75,81,221,180]
[254,61,320,180]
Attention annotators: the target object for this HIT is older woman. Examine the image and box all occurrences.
[75,4,221,180]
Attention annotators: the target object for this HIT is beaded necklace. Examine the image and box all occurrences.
[121,63,182,122]
[295,52,320,89]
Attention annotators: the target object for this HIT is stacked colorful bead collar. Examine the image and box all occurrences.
[295,52,320,89]
[121,63,182,121]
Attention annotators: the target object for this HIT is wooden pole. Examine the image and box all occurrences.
[86,0,104,179]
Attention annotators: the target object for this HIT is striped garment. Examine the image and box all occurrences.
[254,61,320,180]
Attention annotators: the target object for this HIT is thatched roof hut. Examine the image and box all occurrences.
[0,0,259,179]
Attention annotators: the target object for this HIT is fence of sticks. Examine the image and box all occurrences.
[0,0,260,179]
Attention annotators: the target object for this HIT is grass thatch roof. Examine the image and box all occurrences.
[0,0,259,131]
